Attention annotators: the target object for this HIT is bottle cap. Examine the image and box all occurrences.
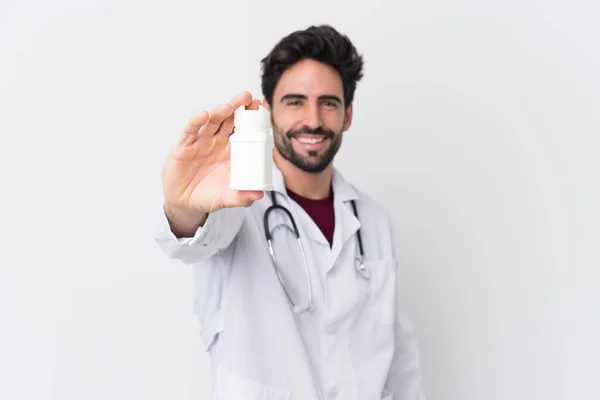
[234,105,270,130]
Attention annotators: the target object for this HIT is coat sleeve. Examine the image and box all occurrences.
[385,310,426,399]
[152,197,245,264]
[385,215,427,400]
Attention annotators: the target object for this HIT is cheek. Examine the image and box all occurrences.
[272,112,295,132]
[325,113,346,131]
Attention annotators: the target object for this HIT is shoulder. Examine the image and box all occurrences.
[351,185,392,222]
[349,184,396,239]
[333,167,395,231]
[348,183,399,260]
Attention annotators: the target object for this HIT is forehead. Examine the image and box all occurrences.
[273,59,343,100]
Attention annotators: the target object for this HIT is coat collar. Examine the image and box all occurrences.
[270,162,359,204]
[269,162,361,266]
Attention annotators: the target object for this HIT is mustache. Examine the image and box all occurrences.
[286,126,335,139]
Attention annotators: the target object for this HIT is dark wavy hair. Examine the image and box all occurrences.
[260,25,364,108]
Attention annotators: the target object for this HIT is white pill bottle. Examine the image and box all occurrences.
[229,105,274,191]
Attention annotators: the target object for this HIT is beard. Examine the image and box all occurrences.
[273,121,343,174]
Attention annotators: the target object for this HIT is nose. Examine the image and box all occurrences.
[303,103,323,130]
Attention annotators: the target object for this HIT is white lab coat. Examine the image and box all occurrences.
[153,164,425,400]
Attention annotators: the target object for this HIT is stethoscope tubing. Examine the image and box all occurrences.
[262,190,369,313]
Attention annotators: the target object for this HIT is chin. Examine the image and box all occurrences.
[296,159,332,174]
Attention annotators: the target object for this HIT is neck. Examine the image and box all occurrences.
[274,151,333,200]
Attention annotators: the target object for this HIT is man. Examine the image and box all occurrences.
[154,25,425,399]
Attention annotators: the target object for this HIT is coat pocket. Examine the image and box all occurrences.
[363,258,397,326]
[214,364,291,400]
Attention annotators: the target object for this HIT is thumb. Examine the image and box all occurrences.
[234,190,265,207]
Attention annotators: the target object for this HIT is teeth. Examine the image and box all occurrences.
[297,137,325,144]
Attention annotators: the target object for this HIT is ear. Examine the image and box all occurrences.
[262,98,271,112]
[343,103,353,132]
[262,98,273,127]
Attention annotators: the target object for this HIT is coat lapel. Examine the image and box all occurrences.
[328,169,360,272]
[269,164,361,268]
[270,164,329,245]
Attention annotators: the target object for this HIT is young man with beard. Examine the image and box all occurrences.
[154,24,425,400]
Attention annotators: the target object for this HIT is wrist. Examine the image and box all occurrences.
[163,202,208,237]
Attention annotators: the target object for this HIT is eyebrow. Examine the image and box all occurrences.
[279,93,343,104]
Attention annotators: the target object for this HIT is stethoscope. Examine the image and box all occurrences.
[263,191,369,314]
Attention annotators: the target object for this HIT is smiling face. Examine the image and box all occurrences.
[266,59,353,174]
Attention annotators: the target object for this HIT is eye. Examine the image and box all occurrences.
[287,100,302,106]
[321,100,338,108]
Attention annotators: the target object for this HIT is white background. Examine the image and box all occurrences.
[1,0,599,399]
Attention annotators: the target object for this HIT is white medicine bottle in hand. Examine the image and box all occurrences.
[229,104,274,191]
[161,91,265,237]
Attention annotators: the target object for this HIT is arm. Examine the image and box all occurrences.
[385,216,426,400]
[154,91,263,265]
[153,197,245,264]
[152,197,245,352]
[385,311,426,400]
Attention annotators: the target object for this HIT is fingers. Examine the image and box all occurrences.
[246,98,262,110]
[199,91,254,138]
[216,97,263,138]
[180,92,257,143]
[198,103,234,137]
[179,110,209,145]
[227,91,253,110]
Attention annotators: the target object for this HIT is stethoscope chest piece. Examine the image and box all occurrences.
[355,257,371,279]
